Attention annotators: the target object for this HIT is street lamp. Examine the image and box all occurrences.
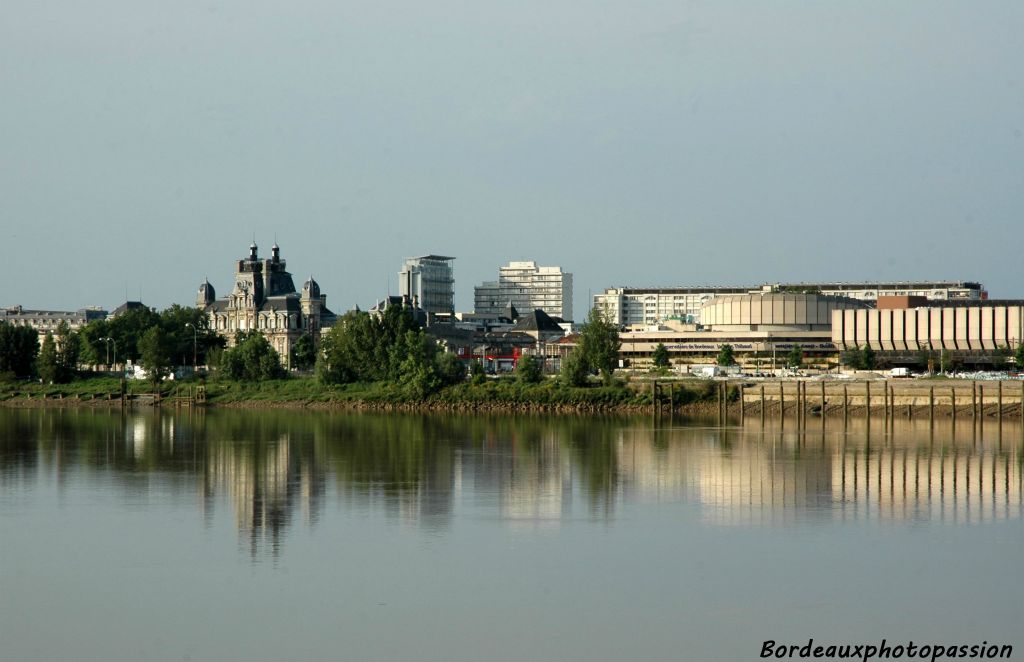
[184,323,197,370]
[100,337,117,373]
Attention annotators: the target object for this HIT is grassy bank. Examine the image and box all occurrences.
[0,374,732,412]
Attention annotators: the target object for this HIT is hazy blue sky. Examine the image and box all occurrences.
[3,1,1022,317]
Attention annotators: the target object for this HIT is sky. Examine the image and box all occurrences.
[2,1,1022,318]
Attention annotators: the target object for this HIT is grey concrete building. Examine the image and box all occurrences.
[474,260,573,321]
[398,255,455,315]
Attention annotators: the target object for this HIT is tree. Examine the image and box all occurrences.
[221,331,285,381]
[577,308,620,385]
[861,345,877,370]
[1016,343,1024,371]
[37,322,79,384]
[37,333,60,384]
[436,352,467,386]
[652,343,670,369]
[106,306,161,361]
[515,354,543,384]
[841,348,863,370]
[291,333,317,371]
[0,322,39,378]
[786,344,803,369]
[469,360,487,385]
[991,345,1009,370]
[397,330,440,398]
[559,348,589,387]
[319,308,420,385]
[716,344,736,366]
[138,327,173,384]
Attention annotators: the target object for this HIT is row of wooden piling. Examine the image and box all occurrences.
[649,379,1024,429]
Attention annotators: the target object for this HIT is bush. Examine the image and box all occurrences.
[515,355,543,384]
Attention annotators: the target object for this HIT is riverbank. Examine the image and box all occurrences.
[5,375,1022,418]
[0,375,692,414]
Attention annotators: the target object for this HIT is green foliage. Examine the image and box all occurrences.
[938,349,958,373]
[37,333,60,384]
[37,322,80,384]
[515,354,543,384]
[0,322,40,378]
[559,348,589,387]
[861,345,876,370]
[652,342,670,368]
[319,308,418,384]
[842,345,877,370]
[221,331,286,381]
[138,327,173,384]
[716,344,736,366]
[107,306,161,361]
[1016,343,1024,370]
[397,330,441,399]
[578,308,620,385]
[291,333,317,371]
[786,343,803,369]
[991,345,1009,370]
[469,360,486,385]
[436,352,467,387]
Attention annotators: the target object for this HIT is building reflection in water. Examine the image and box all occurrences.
[1,410,1021,560]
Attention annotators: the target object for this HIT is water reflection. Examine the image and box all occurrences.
[1,409,1021,559]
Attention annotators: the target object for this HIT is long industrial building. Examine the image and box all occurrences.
[832,297,1024,355]
[618,292,869,368]
[595,281,986,326]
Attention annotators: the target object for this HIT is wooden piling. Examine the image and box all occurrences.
[951,387,956,425]
[843,385,849,423]
[866,381,871,423]
[972,381,977,422]
[779,382,785,418]
[760,385,766,425]
[978,384,984,419]
[929,386,935,425]
[998,381,1003,426]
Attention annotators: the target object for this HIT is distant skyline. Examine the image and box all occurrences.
[3,1,1022,317]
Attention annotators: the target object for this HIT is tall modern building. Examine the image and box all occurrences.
[474,261,573,321]
[398,255,455,315]
[595,281,986,327]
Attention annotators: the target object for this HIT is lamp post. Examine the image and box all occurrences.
[101,337,117,373]
[184,323,197,370]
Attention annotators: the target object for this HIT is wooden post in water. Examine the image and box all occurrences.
[866,381,871,424]
[652,380,658,424]
[929,386,934,425]
[760,385,766,425]
[843,385,849,424]
[779,382,785,419]
[978,384,984,421]
[972,381,977,423]
[998,381,1003,427]
[951,387,956,425]
[883,382,889,425]
[739,382,744,422]
[821,382,827,418]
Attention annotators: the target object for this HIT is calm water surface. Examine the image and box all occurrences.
[1,409,1022,661]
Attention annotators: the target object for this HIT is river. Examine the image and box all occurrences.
[1,409,1021,661]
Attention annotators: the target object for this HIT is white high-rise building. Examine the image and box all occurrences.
[399,255,455,315]
[474,261,573,321]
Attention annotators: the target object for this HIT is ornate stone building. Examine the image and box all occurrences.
[197,242,336,366]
